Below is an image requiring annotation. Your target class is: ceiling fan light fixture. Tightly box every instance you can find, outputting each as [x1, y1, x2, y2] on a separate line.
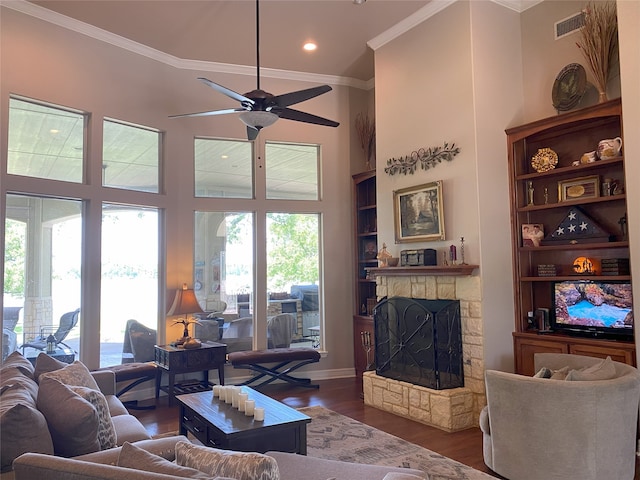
[239, 110, 279, 129]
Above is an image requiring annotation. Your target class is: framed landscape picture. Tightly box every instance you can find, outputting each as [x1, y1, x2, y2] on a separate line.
[393, 181, 445, 243]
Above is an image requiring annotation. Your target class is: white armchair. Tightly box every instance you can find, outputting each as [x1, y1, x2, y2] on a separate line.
[481, 353, 640, 480]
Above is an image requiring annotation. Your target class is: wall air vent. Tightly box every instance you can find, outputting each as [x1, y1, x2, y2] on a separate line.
[555, 12, 585, 40]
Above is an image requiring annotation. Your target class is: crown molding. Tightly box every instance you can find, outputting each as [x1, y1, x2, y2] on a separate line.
[2, 0, 540, 90]
[1, 0, 373, 90]
[491, 0, 543, 13]
[367, 0, 457, 51]
[367, 0, 543, 51]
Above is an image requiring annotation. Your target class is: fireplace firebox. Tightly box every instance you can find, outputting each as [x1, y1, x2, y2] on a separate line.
[373, 296, 463, 390]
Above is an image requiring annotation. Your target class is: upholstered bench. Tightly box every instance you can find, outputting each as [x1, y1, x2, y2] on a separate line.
[228, 347, 320, 388]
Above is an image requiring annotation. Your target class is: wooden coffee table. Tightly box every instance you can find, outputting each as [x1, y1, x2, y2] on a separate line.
[177, 387, 311, 454]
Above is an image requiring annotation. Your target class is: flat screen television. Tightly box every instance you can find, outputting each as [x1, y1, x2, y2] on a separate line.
[552, 280, 634, 340]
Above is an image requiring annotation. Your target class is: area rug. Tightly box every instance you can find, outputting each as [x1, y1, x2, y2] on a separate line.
[299, 406, 496, 480]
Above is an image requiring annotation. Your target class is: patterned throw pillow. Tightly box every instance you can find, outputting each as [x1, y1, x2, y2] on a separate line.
[39, 361, 100, 391]
[175, 440, 280, 480]
[69, 385, 117, 450]
[117, 442, 213, 478]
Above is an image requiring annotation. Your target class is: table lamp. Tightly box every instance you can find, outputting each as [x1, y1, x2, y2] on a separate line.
[167, 283, 204, 345]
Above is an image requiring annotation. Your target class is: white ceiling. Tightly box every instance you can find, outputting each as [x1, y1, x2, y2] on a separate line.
[27, 0, 434, 82]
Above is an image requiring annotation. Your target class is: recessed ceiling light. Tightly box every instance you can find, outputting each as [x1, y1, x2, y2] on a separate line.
[50, 129, 59, 134]
[303, 42, 317, 52]
[353, 0, 366, 4]
[221, 154, 229, 159]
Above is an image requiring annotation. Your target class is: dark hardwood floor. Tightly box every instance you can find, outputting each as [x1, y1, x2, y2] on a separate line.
[131, 377, 499, 477]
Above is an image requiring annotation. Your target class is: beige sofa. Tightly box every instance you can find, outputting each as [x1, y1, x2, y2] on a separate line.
[481, 353, 640, 480]
[12, 435, 425, 480]
[0, 352, 151, 475]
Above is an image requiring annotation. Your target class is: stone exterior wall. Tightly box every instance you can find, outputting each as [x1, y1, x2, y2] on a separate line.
[369, 274, 485, 428]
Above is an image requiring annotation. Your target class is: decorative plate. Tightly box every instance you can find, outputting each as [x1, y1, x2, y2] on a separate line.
[531, 148, 558, 173]
[551, 63, 587, 111]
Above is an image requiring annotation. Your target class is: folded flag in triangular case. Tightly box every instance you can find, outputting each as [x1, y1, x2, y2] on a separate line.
[543, 207, 611, 244]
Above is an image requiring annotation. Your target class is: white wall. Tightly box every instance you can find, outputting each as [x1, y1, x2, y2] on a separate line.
[469, 1, 523, 372]
[617, 0, 640, 362]
[0, 7, 362, 374]
[520, 0, 622, 122]
[374, 1, 520, 371]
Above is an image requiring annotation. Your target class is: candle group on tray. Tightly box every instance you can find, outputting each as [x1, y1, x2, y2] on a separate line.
[211, 385, 264, 421]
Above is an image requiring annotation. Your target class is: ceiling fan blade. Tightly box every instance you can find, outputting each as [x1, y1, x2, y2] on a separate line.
[277, 107, 340, 127]
[247, 126, 260, 141]
[273, 85, 332, 108]
[169, 108, 246, 119]
[198, 77, 254, 105]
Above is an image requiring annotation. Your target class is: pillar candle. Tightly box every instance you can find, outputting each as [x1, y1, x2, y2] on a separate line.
[254, 407, 265, 421]
[449, 245, 457, 261]
[231, 386, 242, 408]
[237, 392, 248, 412]
[244, 399, 255, 416]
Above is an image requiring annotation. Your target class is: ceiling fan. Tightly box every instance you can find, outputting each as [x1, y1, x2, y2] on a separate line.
[170, 0, 339, 141]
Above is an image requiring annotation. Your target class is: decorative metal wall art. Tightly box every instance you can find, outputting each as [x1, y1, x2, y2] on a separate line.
[384, 142, 460, 176]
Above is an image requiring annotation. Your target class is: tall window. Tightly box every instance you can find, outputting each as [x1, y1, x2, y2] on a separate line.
[3, 194, 82, 362]
[266, 213, 321, 348]
[4, 96, 162, 367]
[193, 139, 323, 353]
[100, 206, 159, 367]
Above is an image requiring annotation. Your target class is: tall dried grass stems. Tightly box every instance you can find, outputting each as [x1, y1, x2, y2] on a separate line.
[355, 112, 375, 169]
[576, 1, 618, 102]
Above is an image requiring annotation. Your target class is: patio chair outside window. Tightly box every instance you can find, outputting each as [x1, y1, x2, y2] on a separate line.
[21, 308, 80, 353]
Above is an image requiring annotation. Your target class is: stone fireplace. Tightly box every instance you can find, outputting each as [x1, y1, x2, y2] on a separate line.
[363, 268, 485, 432]
[374, 296, 463, 390]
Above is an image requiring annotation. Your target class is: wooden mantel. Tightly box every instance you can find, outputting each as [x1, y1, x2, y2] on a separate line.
[366, 264, 479, 277]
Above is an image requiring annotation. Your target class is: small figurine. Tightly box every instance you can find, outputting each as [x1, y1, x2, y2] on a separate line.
[527, 181, 535, 206]
[376, 242, 392, 267]
[544, 187, 549, 205]
[619, 214, 628, 240]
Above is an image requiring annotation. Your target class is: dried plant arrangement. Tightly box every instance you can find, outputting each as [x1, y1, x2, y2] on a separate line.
[576, 1, 618, 102]
[355, 112, 375, 170]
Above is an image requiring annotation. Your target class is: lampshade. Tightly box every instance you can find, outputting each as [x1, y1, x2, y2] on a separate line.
[167, 284, 204, 316]
[239, 111, 278, 129]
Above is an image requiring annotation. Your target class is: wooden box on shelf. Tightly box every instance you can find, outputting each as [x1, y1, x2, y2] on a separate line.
[506, 99, 635, 373]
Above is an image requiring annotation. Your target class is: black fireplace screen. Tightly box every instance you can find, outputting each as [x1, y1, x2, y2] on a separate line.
[373, 296, 463, 390]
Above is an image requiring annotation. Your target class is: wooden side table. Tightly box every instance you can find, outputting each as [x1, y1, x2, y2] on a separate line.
[154, 342, 226, 406]
[26, 347, 75, 366]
